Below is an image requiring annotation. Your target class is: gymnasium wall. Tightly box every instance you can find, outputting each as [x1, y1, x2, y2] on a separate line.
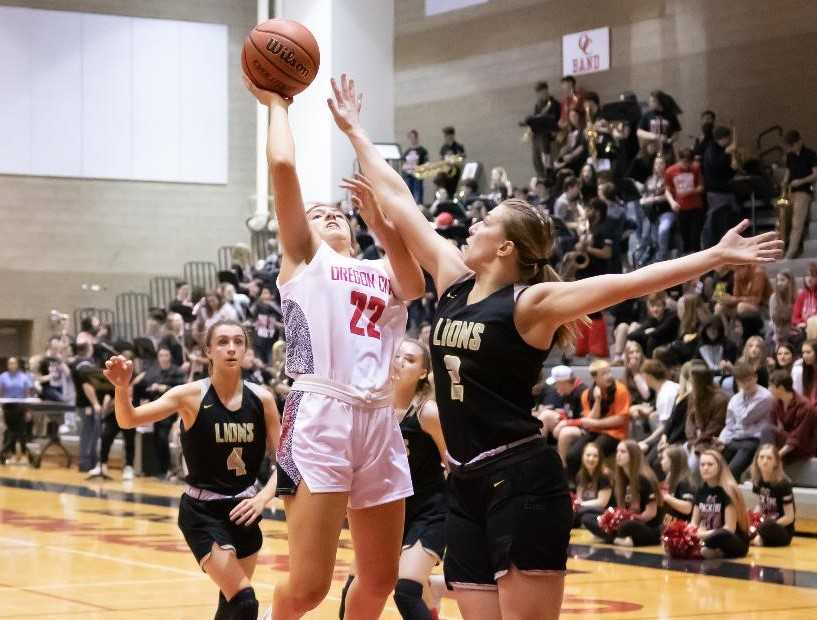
[0, 0, 259, 351]
[394, 0, 817, 189]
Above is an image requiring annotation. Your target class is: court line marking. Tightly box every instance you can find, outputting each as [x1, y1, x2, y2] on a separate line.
[0, 580, 113, 612]
[0, 576, 202, 592]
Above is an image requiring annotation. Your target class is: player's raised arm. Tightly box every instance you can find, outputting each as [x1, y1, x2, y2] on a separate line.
[243, 76, 320, 267]
[515, 221, 783, 349]
[328, 74, 470, 297]
[340, 173, 425, 301]
[103, 355, 194, 429]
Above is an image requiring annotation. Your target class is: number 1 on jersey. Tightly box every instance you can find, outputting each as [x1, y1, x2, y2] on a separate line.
[444, 354, 464, 402]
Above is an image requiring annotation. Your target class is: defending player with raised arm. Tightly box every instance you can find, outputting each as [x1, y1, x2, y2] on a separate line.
[104, 320, 280, 620]
[243, 75, 425, 620]
[329, 73, 781, 620]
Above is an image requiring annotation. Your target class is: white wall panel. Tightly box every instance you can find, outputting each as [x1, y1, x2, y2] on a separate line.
[178, 21, 228, 184]
[30, 10, 83, 177]
[0, 6, 228, 184]
[132, 17, 180, 181]
[0, 7, 32, 174]
[81, 13, 132, 179]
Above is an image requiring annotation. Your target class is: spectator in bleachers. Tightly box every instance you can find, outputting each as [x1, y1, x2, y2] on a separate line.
[738, 336, 770, 389]
[219, 282, 250, 322]
[487, 166, 513, 203]
[702, 126, 739, 248]
[750, 444, 795, 547]
[534, 365, 585, 440]
[718, 360, 775, 480]
[71, 342, 108, 472]
[766, 370, 817, 462]
[554, 108, 587, 176]
[250, 285, 282, 365]
[636, 360, 680, 458]
[35, 336, 72, 403]
[185, 344, 208, 383]
[439, 126, 465, 196]
[573, 442, 612, 527]
[640, 154, 672, 263]
[773, 342, 795, 376]
[401, 129, 428, 205]
[522, 81, 560, 179]
[241, 349, 272, 386]
[553, 177, 581, 225]
[694, 315, 738, 379]
[230, 243, 255, 287]
[578, 164, 598, 204]
[770, 270, 798, 346]
[627, 291, 680, 358]
[665, 147, 705, 254]
[627, 141, 659, 185]
[792, 262, 817, 340]
[692, 110, 716, 160]
[193, 290, 236, 343]
[528, 176, 551, 209]
[622, 340, 652, 409]
[648, 361, 694, 474]
[638, 91, 682, 161]
[76, 316, 100, 348]
[685, 361, 728, 473]
[134, 347, 186, 480]
[0, 357, 35, 465]
[667, 293, 711, 366]
[158, 312, 186, 368]
[564, 360, 630, 478]
[558, 75, 584, 128]
[782, 130, 817, 259]
[169, 281, 195, 324]
[792, 339, 817, 407]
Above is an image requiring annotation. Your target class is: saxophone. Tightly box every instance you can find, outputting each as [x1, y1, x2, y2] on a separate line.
[584, 101, 598, 163]
[413, 155, 464, 180]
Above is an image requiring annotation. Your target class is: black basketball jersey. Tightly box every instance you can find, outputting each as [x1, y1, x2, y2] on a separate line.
[399, 397, 445, 494]
[181, 379, 268, 495]
[429, 278, 549, 465]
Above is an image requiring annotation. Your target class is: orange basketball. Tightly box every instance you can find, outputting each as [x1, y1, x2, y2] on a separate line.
[242, 18, 320, 98]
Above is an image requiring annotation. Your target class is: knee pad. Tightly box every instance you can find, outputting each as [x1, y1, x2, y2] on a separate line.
[339, 574, 354, 619]
[226, 587, 258, 620]
[393, 578, 432, 620]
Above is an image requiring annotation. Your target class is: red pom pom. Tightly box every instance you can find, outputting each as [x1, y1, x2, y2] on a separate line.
[570, 492, 582, 512]
[662, 519, 702, 559]
[597, 507, 636, 536]
[747, 510, 764, 536]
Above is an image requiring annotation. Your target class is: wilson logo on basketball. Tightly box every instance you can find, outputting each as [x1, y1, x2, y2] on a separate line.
[265, 38, 311, 79]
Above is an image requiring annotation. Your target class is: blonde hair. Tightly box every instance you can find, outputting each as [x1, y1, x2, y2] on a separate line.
[700, 449, 749, 533]
[499, 199, 589, 350]
[750, 443, 788, 486]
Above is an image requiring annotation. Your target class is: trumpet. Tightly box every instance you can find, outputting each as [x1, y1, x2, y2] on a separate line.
[413, 155, 464, 180]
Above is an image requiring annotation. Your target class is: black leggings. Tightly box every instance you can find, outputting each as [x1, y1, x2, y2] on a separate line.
[1, 405, 30, 459]
[100, 414, 135, 466]
[705, 529, 749, 558]
[582, 512, 661, 546]
[757, 521, 793, 547]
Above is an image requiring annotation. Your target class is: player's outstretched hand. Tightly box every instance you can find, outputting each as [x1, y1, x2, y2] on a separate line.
[103, 355, 133, 388]
[340, 173, 390, 232]
[715, 220, 783, 265]
[229, 494, 267, 526]
[327, 73, 363, 134]
[242, 75, 291, 109]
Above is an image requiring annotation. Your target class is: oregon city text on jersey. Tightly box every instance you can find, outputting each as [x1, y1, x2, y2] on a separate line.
[431, 317, 485, 351]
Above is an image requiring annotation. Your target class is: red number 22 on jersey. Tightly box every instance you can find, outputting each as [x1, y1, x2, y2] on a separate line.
[350, 291, 385, 339]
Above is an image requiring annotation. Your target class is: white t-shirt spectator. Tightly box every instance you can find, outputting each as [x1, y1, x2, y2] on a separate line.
[655, 380, 680, 424]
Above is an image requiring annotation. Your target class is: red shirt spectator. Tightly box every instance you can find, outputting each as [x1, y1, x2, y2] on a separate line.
[792, 263, 817, 328]
[665, 159, 704, 211]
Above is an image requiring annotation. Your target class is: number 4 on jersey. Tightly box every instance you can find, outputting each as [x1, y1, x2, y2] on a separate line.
[227, 447, 246, 476]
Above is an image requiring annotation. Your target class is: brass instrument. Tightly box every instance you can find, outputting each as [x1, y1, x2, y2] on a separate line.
[584, 102, 598, 163]
[413, 155, 464, 180]
[775, 184, 792, 244]
[729, 121, 745, 172]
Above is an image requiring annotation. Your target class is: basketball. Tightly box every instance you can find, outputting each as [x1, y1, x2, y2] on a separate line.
[242, 18, 320, 98]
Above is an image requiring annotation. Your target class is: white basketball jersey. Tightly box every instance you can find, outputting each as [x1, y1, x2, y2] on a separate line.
[278, 242, 408, 393]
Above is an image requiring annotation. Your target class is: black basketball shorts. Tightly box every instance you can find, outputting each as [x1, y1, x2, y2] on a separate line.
[177, 493, 263, 569]
[403, 484, 448, 562]
[444, 441, 572, 590]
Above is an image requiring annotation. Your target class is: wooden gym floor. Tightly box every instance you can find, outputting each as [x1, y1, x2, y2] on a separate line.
[4, 464, 817, 618]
